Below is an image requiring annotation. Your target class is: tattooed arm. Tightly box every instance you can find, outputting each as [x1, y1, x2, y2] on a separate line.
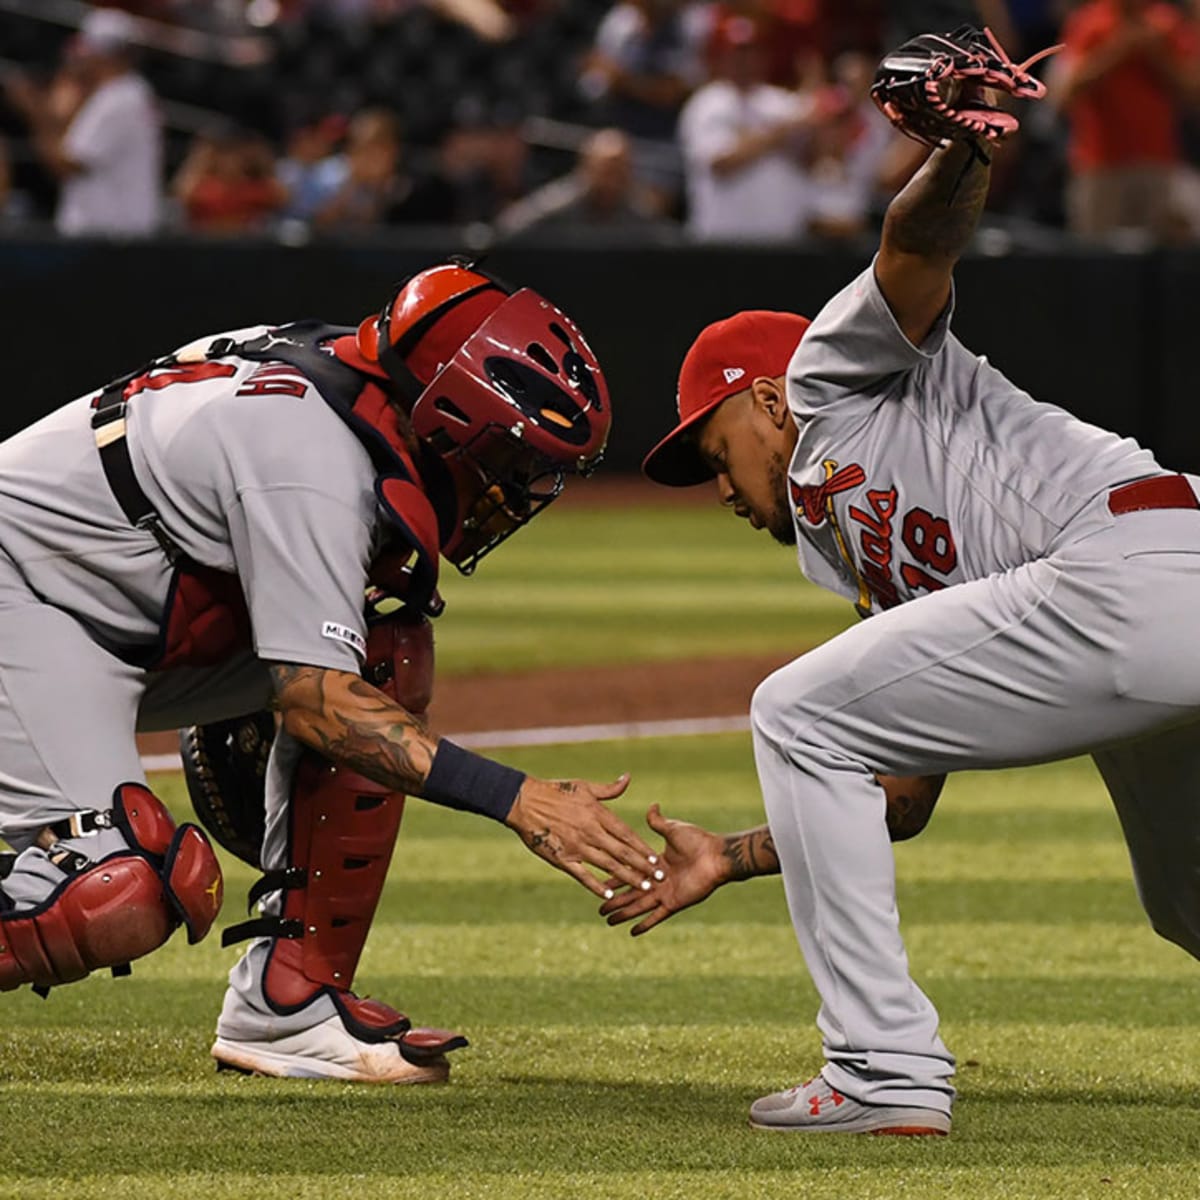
[269, 662, 656, 896]
[875, 139, 991, 347]
[599, 774, 945, 934]
[270, 662, 436, 792]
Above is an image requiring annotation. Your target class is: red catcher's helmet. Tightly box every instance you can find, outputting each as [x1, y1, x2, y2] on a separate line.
[357, 260, 610, 573]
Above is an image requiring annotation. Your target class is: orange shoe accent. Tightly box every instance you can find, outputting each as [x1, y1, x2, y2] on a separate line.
[808, 1087, 847, 1116]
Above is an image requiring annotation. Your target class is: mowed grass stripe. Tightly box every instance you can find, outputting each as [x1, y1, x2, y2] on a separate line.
[432, 502, 852, 671]
[5, 1021, 1198, 1090]
[9, 916, 1185, 997]
[300, 830, 1136, 881]
[5, 1168, 1200, 1200]
[204, 876, 1150, 925]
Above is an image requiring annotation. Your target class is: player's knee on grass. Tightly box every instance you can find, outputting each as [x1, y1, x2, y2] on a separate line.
[0, 784, 223, 993]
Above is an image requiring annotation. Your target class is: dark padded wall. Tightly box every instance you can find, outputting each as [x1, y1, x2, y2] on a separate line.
[0, 236, 1191, 471]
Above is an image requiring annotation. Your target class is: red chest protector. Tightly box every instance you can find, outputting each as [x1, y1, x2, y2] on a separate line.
[92, 323, 443, 672]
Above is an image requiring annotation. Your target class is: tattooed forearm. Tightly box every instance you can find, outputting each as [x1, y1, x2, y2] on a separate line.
[269, 662, 436, 795]
[720, 826, 780, 882]
[883, 141, 990, 263]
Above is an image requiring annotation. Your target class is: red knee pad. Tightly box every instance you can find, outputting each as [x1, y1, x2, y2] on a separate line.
[0, 784, 223, 992]
[113, 783, 224, 943]
[0, 855, 172, 991]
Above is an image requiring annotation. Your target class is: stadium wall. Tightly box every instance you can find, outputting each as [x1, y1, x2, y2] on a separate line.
[0, 236, 1193, 472]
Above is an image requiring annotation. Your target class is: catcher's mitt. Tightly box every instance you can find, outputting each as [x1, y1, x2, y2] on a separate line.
[870, 26, 1061, 154]
[180, 711, 275, 869]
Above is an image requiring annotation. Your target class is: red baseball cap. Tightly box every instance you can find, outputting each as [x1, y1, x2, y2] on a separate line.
[642, 309, 811, 486]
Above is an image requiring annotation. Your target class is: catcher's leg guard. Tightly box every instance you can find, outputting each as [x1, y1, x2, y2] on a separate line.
[0, 784, 223, 994]
[214, 614, 466, 1082]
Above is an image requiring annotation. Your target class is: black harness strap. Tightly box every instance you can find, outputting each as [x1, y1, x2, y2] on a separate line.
[91, 377, 185, 566]
[247, 866, 305, 911]
[219, 866, 307, 948]
[221, 916, 303, 948]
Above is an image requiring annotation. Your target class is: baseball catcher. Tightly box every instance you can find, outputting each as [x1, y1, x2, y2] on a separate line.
[0, 259, 658, 1084]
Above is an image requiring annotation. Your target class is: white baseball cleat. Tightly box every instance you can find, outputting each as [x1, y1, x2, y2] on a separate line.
[749, 1074, 951, 1135]
[212, 1013, 452, 1085]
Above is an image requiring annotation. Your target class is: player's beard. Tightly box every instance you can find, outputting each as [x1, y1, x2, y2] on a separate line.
[765, 452, 796, 546]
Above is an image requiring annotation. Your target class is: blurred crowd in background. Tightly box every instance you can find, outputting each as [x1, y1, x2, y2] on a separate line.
[1, 0, 1199, 245]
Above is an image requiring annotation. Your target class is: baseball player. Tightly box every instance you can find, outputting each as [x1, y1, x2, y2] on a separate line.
[0, 259, 659, 1084]
[622, 28, 1200, 1135]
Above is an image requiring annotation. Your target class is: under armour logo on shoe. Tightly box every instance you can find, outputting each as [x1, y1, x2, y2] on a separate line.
[722, 367, 745, 385]
[809, 1087, 846, 1117]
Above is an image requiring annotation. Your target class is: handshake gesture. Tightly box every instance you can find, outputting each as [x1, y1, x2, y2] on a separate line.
[575, 774, 944, 935]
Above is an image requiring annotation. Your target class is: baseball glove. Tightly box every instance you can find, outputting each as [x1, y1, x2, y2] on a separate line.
[180, 711, 275, 869]
[870, 26, 1061, 153]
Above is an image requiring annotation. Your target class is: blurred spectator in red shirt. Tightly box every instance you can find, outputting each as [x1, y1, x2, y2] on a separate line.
[1057, 0, 1200, 240]
[173, 127, 286, 233]
[702, 0, 827, 89]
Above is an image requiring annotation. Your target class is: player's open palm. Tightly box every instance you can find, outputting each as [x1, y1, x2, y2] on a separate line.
[505, 773, 659, 898]
[600, 804, 727, 935]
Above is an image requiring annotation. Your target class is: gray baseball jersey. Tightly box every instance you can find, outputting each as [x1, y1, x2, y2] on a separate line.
[785, 263, 1159, 613]
[0, 328, 387, 853]
[749, 263, 1200, 1116]
[0, 327, 376, 671]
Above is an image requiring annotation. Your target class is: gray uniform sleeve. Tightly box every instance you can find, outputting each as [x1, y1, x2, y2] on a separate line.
[226, 485, 373, 671]
[788, 259, 955, 419]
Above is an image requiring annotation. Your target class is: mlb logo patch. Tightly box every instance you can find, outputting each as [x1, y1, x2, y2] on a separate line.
[321, 620, 366, 656]
[723, 367, 745, 385]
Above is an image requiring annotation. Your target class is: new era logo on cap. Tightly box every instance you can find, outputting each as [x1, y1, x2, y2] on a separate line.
[644, 308, 812, 487]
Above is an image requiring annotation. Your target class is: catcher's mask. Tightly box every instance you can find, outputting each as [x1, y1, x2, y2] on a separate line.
[356, 260, 610, 573]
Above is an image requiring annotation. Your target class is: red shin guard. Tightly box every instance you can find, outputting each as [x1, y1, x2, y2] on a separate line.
[255, 614, 466, 1061]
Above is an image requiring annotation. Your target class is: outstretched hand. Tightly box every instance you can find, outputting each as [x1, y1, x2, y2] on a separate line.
[599, 804, 731, 935]
[505, 773, 660, 899]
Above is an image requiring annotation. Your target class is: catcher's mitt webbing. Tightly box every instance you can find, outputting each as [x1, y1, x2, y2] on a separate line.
[180, 712, 275, 869]
[870, 26, 1062, 153]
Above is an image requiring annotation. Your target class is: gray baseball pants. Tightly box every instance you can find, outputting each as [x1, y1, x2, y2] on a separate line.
[751, 500, 1200, 1114]
[0, 551, 270, 906]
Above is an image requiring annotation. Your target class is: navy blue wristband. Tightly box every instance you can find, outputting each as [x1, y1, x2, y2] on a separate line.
[422, 739, 525, 823]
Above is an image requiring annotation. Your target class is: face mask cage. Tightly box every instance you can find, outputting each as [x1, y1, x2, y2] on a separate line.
[443, 423, 602, 575]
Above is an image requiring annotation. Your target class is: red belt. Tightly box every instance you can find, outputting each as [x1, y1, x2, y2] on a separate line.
[1108, 475, 1199, 516]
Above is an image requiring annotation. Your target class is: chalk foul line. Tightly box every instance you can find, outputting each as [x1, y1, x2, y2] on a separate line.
[139, 713, 751, 773]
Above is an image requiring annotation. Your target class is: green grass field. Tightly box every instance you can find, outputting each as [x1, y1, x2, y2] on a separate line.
[3, 499, 1199, 1199]
[4, 748, 1198, 1199]
[432, 496, 855, 673]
